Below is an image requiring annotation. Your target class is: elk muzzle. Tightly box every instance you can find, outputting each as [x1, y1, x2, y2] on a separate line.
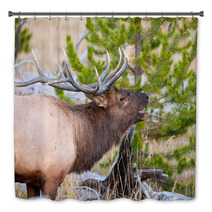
[138, 92, 149, 121]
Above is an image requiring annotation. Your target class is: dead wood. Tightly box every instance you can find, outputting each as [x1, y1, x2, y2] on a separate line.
[77, 125, 192, 201]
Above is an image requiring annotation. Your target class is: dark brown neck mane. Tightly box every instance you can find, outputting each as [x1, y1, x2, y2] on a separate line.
[68, 102, 133, 173]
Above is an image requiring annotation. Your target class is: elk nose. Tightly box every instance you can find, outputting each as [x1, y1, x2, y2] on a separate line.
[145, 94, 149, 101]
[141, 92, 149, 102]
[142, 92, 149, 102]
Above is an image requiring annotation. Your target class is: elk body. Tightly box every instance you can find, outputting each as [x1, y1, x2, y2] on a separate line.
[14, 49, 149, 200]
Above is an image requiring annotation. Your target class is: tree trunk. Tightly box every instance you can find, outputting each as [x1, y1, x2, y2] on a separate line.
[134, 17, 142, 82]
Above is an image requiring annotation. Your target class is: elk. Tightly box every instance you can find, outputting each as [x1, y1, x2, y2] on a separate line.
[14, 48, 149, 200]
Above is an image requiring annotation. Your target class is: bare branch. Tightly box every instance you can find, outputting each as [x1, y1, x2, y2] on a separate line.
[128, 63, 137, 74]
[74, 29, 89, 51]
[70, 186, 100, 200]
[14, 60, 36, 68]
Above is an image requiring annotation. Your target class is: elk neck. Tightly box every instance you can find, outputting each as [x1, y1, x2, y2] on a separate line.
[67, 101, 133, 173]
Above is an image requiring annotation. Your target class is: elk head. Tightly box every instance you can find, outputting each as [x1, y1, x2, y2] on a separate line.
[86, 87, 149, 126]
[47, 48, 147, 122]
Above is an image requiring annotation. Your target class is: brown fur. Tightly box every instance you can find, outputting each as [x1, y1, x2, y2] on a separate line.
[14, 87, 149, 199]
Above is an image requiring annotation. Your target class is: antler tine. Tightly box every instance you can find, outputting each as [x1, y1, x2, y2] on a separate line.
[99, 50, 110, 82]
[15, 48, 128, 95]
[93, 66, 100, 91]
[56, 62, 65, 79]
[46, 60, 69, 85]
[64, 49, 101, 94]
[103, 48, 122, 84]
[15, 49, 78, 91]
[31, 49, 45, 77]
[87, 48, 121, 88]
[105, 49, 128, 86]
[96, 48, 128, 95]
[47, 48, 100, 94]
[15, 49, 50, 87]
[15, 77, 44, 87]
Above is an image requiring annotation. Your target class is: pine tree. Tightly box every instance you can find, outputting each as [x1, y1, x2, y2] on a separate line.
[62, 17, 197, 197]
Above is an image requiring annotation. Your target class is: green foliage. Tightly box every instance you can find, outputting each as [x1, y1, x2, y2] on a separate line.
[166, 135, 196, 160]
[158, 179, 195, 197]
[177, 156, 195, 174]
[140, 135, 196, 175]
[98, 150, 118, 169]
[66, 35, 106, 85]
[54, 87, 76, 105]
[132, 132, 142, 153]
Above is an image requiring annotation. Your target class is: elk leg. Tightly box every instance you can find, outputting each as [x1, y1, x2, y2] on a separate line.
[42, 179, 58, 200]
[26, 183, 40, 198]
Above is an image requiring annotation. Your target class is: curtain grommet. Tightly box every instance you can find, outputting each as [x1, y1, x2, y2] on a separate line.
[34, 12, 36, 21]
[65, 12, 68, 21]
[128, 11, 130, 21]
[191, 11, 194, 20]
[111, 11, 114, 22]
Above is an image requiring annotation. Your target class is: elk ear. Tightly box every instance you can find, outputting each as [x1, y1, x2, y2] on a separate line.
[112, 86, 118, 92]
[85, 94, 109, 108]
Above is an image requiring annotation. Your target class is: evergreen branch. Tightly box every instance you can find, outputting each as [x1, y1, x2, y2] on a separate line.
[128, 63, 137, 74]
[148, 115, 166, 121]
[148, 53, 196, 107]
[168, 19, 198, 52]
[171, 40, 192, 52]
[139, 153, 195, 176]
[152, 48, 166, 76]
[148, 93, 167, 106]
[167, 19, 179, 37]
[140, 145, 195, 159]
[144, 92, 194, 134]
[168, 34, 182, 52]
[140, 19, 165, 41]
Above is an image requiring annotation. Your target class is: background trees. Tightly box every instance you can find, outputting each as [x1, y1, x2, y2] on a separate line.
[64, 17, 197, 197]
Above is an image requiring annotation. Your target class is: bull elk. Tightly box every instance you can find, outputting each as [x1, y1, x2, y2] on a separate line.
[14, 48, 149, 200]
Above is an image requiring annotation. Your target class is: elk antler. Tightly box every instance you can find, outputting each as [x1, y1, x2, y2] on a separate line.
[86, 48, 122, 88]
[15, 49, 100, 94]
[46, 49, 100, 94]
[15, 49, 53, 87]
[15, 48, 128, 95]
[96, 48, 128, 94]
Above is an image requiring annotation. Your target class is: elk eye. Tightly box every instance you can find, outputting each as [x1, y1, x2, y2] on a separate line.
[120, 97, 125, 102]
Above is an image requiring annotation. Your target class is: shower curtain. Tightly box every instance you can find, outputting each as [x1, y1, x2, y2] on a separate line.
[14, 17, 197, 201]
